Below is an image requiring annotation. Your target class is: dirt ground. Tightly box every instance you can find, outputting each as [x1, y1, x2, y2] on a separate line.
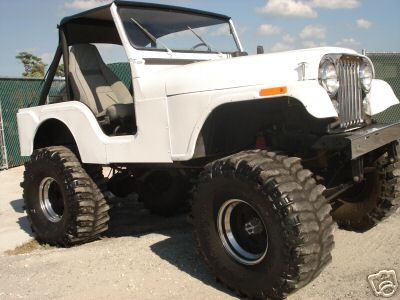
[0, 166, 399, 299]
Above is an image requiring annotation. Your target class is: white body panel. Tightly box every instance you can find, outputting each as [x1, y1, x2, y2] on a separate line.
[18, 100, 172, 164]
[167, 81, 336, 161]
[365, 79, 400, 115]
[17, 4, 400, 164]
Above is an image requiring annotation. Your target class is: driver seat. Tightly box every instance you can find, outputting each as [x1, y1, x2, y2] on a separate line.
[69, 44, 136, 135]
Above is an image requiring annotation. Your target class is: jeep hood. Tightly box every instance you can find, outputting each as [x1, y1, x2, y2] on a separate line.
[144, 47, 358, 97]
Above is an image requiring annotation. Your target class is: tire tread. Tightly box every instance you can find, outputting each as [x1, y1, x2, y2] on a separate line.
[23, 146, 110, 246]
[192, 150, 335, 299]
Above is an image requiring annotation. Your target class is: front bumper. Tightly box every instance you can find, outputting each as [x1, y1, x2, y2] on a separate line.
[314, 122, 400, 159]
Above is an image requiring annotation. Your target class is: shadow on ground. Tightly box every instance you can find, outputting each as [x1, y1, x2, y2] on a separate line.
[105, 195, 190, 237]
[8, 194, 236, 297]
[10, 198, 24, 213]
[105, 195, 236, 298]
[10, 198, 33, 237]
[150, 231, 237, 298]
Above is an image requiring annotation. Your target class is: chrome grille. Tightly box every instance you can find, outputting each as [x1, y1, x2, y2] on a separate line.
[337, 57, 364, 128]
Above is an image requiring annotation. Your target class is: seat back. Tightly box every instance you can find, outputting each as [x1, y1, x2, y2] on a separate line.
[69, 44, 132, 115]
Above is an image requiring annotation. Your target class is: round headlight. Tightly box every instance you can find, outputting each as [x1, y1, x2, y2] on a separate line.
[319, 61, 339, 97]
[359, 62, 373, 93]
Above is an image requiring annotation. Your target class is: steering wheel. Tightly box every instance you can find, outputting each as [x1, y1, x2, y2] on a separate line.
[191, 42, 211, 51]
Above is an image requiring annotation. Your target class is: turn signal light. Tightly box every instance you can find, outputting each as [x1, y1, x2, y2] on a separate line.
[259, 86, 287, 97]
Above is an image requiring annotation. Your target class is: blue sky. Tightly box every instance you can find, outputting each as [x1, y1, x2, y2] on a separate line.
[0, 0, 399, 77]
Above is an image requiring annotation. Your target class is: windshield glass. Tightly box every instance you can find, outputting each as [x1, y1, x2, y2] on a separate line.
[118, 7, 239, 53]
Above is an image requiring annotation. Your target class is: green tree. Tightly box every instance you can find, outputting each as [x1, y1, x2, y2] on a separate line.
[56, 64, 65, 77]
[16, 51, 47, 78]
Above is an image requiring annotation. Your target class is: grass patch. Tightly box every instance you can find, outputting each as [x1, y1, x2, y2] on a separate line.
[5, 240, 53, 255]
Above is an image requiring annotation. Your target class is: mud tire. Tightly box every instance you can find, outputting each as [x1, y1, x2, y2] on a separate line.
[192, 150, 335, 299]
[22, 146, 110, 246]
[332, 148, 400, 231]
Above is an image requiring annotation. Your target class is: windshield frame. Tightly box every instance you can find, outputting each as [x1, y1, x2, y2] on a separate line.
[117, 5, 242, 54]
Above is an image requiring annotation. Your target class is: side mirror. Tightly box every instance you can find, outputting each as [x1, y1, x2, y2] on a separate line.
[257, 46, 264, 55]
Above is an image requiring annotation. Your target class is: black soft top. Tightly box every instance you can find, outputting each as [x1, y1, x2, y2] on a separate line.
[59, 1, 230, 45]
[60, 1, 230, 26]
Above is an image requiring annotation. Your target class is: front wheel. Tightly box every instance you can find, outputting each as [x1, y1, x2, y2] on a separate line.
[331, 146, 400, 231]
[192, 150, 335, 299]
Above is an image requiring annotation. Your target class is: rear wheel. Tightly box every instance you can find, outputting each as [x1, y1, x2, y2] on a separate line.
[192, 150, 335, 299]
[22, 146, 110, 246]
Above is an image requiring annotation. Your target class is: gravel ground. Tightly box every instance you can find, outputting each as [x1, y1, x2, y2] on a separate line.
[0, 166, 399, 299]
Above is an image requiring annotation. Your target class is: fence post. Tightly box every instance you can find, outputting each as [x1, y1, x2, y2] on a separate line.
[0, 100, 8, 170]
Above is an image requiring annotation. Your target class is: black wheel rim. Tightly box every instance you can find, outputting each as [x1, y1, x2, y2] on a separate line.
[217, 199, 268, 265]
[39, 177, 64, 223]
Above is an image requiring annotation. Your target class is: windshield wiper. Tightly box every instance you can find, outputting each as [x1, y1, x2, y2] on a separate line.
[130, 18, 172, 54]
[187, 26, 212, 52]
[187, 26, 222, 55]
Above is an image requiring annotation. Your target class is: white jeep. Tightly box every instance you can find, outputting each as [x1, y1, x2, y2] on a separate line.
[17, 1, 400, 299]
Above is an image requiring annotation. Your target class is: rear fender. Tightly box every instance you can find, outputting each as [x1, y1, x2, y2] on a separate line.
[18, 101, 107, 163]
[18, 99, 173, 164]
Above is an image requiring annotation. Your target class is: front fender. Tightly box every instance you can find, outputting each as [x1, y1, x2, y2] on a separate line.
[366, 79, 399, 115]
[169, 80, 337, 161]
[287, 80, 338, 118]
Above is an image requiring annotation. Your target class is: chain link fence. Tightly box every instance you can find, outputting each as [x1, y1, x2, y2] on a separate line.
[0, 100, 8, 169]
[0, 78, 66, 169]
[0, 63, 131, 169]
[366, 51, 400, 123]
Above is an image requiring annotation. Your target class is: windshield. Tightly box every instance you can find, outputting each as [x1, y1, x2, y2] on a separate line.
[118, 7, 240, 53]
